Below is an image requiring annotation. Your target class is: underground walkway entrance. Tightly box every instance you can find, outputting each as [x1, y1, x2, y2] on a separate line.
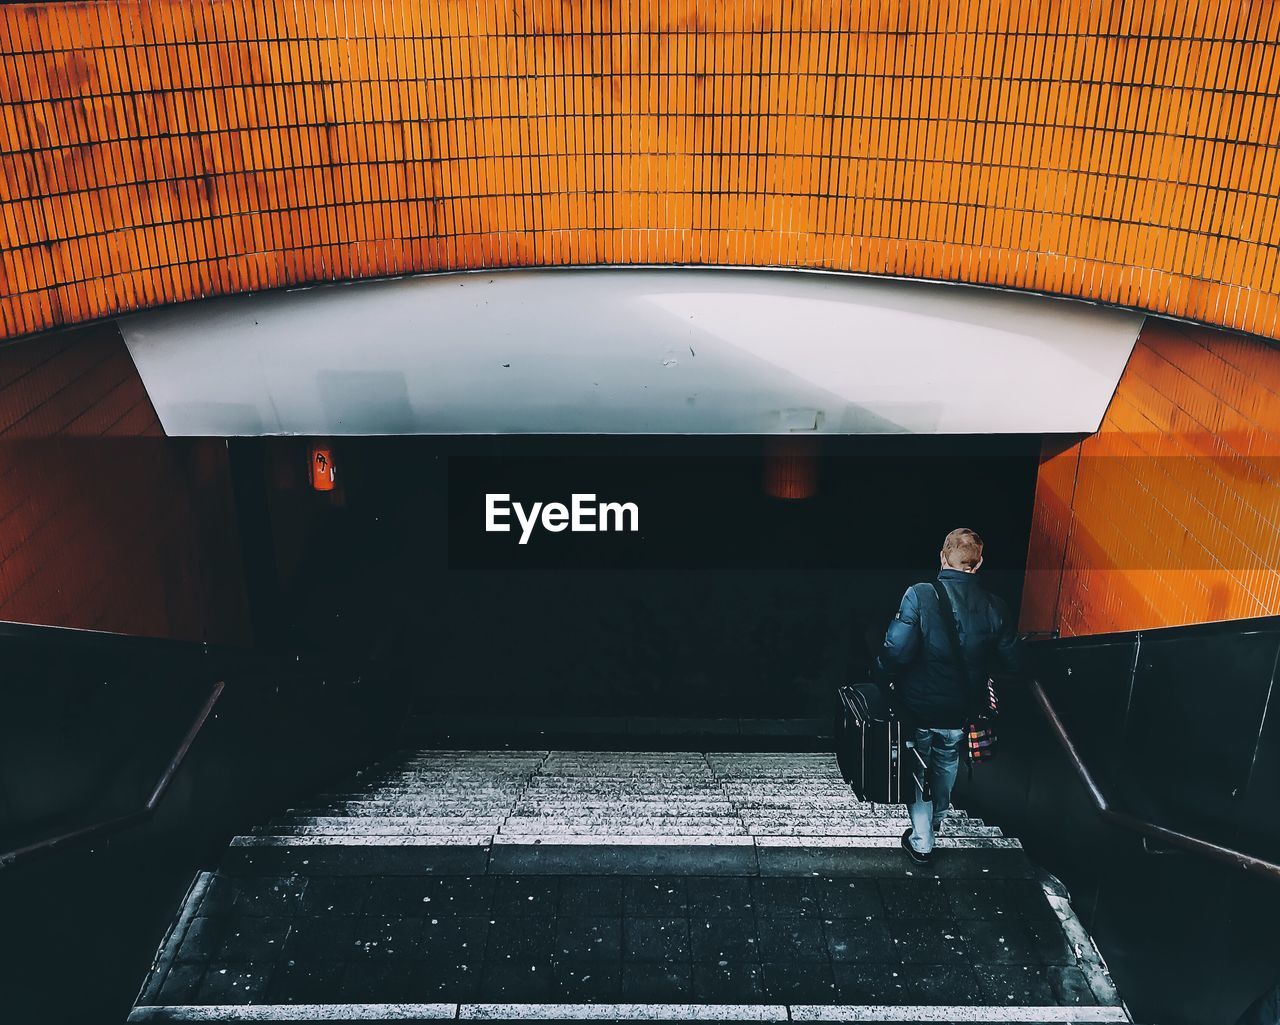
[116, 434, 1135, 1022]
[229, 434, 1040, 729]
[11, 280, 1280, 1024]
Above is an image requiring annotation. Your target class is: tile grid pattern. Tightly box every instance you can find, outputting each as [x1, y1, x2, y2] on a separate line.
[2, 2, 1279, 342]
[141, 866, 1109, 1009]
[1020, 317, 1280, 635]
[0, 323, 251, 639]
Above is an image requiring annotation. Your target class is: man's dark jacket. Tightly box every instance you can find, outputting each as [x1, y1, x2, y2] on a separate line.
[874, 568, 1023, 728]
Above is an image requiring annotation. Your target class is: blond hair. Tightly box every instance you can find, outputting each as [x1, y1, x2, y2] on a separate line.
[942, 527, 984, 569]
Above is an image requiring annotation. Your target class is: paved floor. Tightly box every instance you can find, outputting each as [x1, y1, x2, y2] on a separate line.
[130, 751, 1129, 1023]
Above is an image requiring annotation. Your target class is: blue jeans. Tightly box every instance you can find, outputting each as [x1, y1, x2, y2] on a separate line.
[907, 727, 965, 855]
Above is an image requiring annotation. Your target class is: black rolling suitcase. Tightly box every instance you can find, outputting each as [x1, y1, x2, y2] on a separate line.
[835, 682, 924, 804]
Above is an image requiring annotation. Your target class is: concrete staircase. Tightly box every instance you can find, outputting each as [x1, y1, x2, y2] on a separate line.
[132, 749, 1129, 1023]
[237, 750, 1014, 849]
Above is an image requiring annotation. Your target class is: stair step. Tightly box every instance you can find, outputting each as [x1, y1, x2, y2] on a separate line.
[526, 777, 721, 785]
[294, 799, 520, 809]
[134, 749, 1124, 1022]
[259, 824, 500, 836]
[509, 810, 737, 819]
[747, 823, 1001, 836]
[516, 793, 726, 801]
[128, 1002, 1128, 1022]
[277, 815, 512, 827]
[499, 823, 749, 835]
[272, 815, 510, 826]
[304, 796, 521, 807]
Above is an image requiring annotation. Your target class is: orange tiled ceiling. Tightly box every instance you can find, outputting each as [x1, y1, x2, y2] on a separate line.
[1, 1, 1279, 342]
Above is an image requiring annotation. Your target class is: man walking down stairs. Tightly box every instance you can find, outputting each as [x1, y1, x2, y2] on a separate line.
[130, 750, 1130, 1023]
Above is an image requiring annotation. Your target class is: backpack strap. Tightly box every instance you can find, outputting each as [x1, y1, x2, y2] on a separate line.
[929, 579, 967, 674]
[930, 579, 988, 723]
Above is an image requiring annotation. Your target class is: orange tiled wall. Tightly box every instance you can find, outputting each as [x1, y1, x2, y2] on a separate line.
[0, 326, 250, 641]
[2, 2, 1279, 342]
[1021, 318, 1280, 637]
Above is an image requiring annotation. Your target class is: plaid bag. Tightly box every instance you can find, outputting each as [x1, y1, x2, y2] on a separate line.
[966, 678, 999, 763]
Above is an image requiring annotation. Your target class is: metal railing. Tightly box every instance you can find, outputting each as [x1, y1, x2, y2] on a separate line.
[1029, 677, 1280, 883]
[0, 681, 225, 870]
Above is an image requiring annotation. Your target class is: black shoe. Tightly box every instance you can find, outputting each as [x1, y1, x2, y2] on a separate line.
[901, 827, 931, 866]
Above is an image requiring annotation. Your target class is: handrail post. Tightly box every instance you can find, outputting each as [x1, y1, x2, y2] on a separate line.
[1028, 676, 1280, 883]
[0, 681, 225, 870]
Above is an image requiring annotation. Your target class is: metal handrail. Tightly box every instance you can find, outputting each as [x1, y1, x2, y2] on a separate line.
[0, 681, 225, 870]
[1030, 677, 1280, 882]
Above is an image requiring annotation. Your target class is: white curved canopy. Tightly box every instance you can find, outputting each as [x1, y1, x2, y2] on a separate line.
[120, 268, 1142, 435]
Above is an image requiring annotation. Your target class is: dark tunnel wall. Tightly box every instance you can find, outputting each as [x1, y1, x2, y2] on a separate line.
[958, 618, 1280, 1025]
[0, 624, 414, 1025]
[239, 435, 1041, 717]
